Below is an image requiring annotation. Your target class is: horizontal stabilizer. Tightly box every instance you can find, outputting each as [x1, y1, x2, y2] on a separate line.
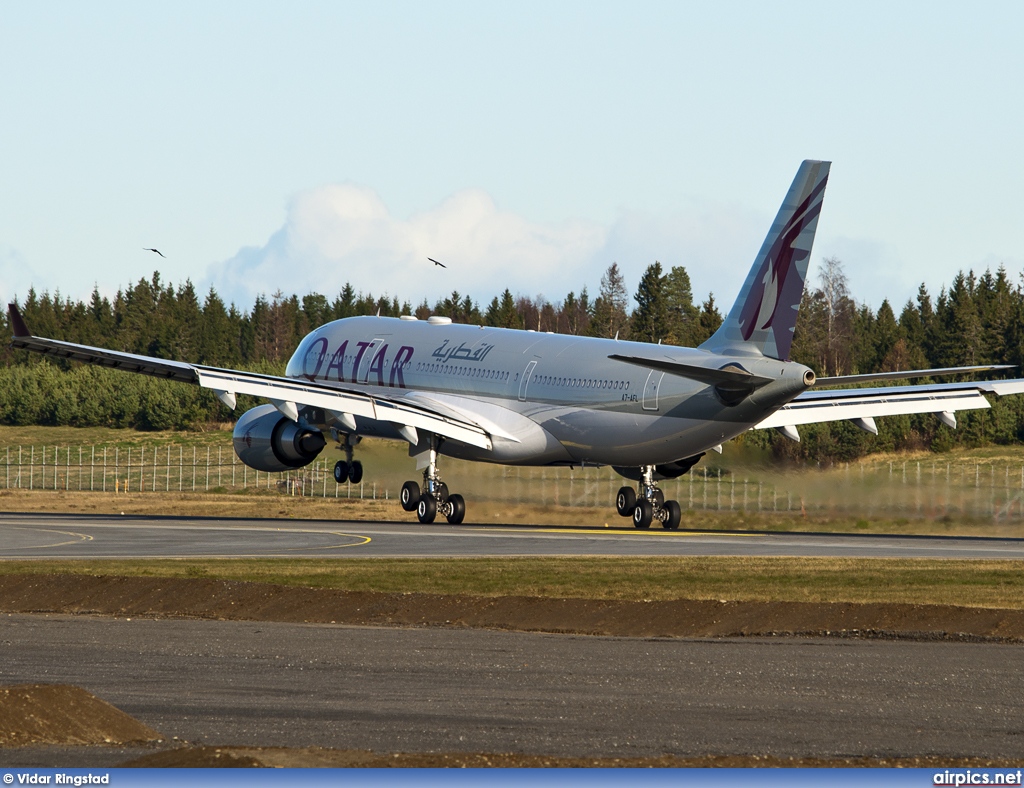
[608, 354, 774, 389]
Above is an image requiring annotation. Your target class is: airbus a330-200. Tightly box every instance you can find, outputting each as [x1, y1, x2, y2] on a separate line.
[11, 161, 1024, 528]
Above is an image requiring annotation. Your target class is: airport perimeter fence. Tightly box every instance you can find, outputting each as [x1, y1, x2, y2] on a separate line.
[4, 443, 1024, 521]
[0, 444, 388, 501]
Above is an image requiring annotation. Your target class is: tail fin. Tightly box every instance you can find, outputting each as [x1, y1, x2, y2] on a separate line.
[700, 160, 830, 360]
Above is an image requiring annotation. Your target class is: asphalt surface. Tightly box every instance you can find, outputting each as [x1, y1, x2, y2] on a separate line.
[2, 512, 1024, 559]
[1, 614, 1022, 764]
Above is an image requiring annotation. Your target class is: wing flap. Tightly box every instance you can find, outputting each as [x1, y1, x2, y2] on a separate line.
[755, 381, 1009, 429]
[815, 364, 1015, 386]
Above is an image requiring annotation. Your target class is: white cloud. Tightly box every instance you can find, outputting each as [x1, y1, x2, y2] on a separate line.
[209, 184, 608, 308]
[207, 183, 771, 312]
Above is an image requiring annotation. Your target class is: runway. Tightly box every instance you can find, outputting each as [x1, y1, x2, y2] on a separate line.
[0, 614, 1021, 763]
[2, 512, 1024, 559]
[3, 515, 1023, 766]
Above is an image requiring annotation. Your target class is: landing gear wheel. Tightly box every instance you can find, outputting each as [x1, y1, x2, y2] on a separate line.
[417, 494, 437, 524]
[400, 481, 420, 512]
[662, 500, 681, 530]
[446, 493, 466, 525]
[616, 486, 636, 517]
[348, 460, 363, 484]
[333, 461, 349, 484]
[633, 500, 653, 529]
[434, 482, 449, 504]
[652, 489, 665, 508]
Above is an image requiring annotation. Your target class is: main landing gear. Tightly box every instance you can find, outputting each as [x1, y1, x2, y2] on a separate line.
[616, 465, 682, 530]
[333, 434, 363, 484]
[399, 435, 466, 525]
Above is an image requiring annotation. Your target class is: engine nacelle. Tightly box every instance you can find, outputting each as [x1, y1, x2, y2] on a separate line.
[232, 404, 327, 472]
[613, 453, 705, 482]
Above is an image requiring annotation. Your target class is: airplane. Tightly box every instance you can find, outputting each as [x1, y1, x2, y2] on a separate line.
[10, 160, 1024, 528]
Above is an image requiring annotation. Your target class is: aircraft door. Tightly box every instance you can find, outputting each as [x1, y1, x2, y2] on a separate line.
[518, 360, 538, 401]
[642, 370, 664, 411]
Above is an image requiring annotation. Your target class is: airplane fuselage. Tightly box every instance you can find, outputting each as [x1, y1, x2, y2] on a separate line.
[284, 315, 813, 468]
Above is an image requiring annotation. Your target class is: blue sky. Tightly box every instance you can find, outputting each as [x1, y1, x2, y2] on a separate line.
[2, 1, 1022, 316]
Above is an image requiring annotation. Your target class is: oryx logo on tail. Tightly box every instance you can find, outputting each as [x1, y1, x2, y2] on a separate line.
[702, 160, 830, 361]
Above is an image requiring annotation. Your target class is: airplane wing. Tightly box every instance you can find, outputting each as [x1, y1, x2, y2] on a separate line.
[8, 305, 492, 450]
[755, 378, 1024, 434]
[814, 365, 1014, 386]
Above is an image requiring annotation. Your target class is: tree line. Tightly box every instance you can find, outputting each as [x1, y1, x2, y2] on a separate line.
[3, 260, 1024, 462]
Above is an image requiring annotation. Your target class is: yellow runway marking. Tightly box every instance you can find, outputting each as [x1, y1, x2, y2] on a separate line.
[3, 523, 370, 552]
[277, 531, 372, 551]
[525, 528, 756, 537]
[5, 526, 94, 550]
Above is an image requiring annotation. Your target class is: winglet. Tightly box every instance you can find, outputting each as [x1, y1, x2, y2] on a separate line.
[8, 304, 30, 338]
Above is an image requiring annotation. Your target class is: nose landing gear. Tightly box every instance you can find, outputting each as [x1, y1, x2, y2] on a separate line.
[400, 434, 466, 525]
[616, 465, 682, 530]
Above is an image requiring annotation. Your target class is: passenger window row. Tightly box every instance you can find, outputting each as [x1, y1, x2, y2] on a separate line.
[415, 362, 510, 381]
[534, 375, 629, 391]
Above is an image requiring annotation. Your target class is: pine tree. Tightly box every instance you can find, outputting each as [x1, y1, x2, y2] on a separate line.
[485, 289, 522, 329]
[631, 262, 668, 343]
[589, 263, 630, 339]
[872, 299, 900, 371]
[696, 294, 723, 343]
[662, 265, 700, 346]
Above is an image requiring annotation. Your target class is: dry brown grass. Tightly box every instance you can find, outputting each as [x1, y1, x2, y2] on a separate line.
[3, 556, 1024, 608]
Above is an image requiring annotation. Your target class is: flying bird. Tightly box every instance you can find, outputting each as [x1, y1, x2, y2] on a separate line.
[428, 257, 446, 268]
[143, 248, 166, 258]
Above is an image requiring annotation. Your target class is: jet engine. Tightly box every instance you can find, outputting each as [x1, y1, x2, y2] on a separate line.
[613, 453, 705, 482]
[232, 404, 327, 472]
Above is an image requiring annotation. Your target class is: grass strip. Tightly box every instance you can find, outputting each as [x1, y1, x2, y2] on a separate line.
[1, 557, 1022, 609]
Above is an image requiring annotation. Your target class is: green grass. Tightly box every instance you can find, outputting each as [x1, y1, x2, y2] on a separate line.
[0, 424, 235, 450]
[2, 557, 1023, 609]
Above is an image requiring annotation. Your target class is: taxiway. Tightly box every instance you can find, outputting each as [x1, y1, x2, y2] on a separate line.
[0, 512, 1023, 559]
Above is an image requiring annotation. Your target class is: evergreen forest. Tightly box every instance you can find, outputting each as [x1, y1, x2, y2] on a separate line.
[4, 258, 1024, 464]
